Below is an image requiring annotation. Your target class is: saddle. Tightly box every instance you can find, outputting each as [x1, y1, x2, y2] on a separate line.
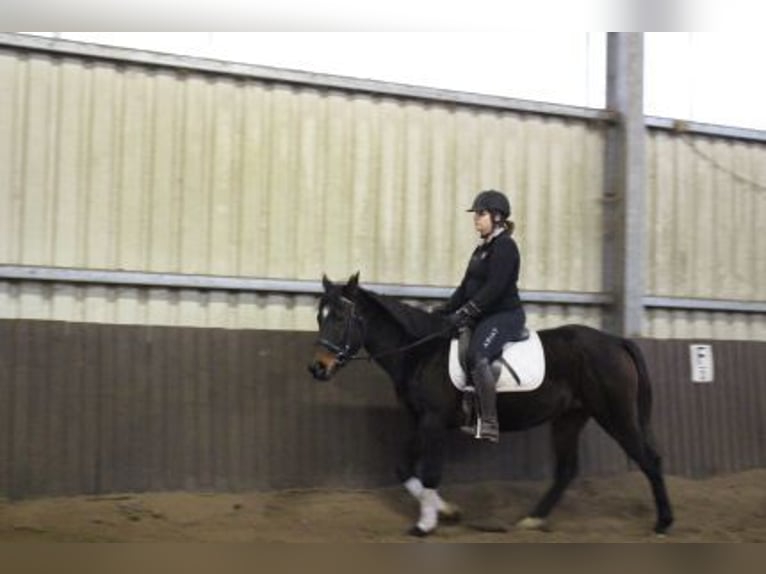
[449, 327, 545, 433]
[448, 328, 545, 393]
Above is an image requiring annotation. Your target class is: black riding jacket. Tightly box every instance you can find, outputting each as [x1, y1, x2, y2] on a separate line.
[444, 232, 522, 319]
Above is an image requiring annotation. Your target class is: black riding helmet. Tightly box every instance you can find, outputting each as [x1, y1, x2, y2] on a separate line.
[467, 189, 511, 220]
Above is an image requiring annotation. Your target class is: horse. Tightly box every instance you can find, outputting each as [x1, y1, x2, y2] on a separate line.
[307, 273, 674, 537]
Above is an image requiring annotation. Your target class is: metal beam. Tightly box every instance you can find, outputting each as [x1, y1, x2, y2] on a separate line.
[0, 265, 609, 306]
[643, 296, 766, 314]
[646, 116, 766, 144]
[4, 265, 764, 313]
[603, 33, 646, 337]
[0, 33, 612, 123]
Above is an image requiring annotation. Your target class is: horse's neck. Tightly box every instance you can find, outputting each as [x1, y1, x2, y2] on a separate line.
[358, 291, 418, 380]
[359, 301, 408, 356]
[359, 292, 454, 404]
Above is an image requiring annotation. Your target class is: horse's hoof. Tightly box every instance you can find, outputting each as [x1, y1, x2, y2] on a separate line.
[438, 505, 462, 525]
[653, 518, 673, 537]
[516, 516, 548, 531]
[408, 525, 432, 538]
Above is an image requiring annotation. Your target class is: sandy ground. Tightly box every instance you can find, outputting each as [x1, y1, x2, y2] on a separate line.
[1, 470, 764, 542]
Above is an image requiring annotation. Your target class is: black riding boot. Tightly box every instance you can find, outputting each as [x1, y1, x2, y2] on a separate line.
[470, 357, 500, 443]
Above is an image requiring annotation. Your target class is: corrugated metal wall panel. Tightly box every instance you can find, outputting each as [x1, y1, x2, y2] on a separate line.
[646, 309, 766, 341]
[525, 303, 604, 330]
[518, 118, 606, 294]
[646, 130, 766, 302]
[643, 130, 766, 340]
[2, 46, 763, 340]
[0, 51, 605, 326]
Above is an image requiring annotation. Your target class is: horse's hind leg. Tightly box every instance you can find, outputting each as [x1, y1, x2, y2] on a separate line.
[641, 441, 674, 534]
[597, 420, 674, 535]
[519, 409, 590, 530]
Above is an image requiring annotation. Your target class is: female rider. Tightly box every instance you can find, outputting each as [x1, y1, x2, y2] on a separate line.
[437, 189, 526, 443]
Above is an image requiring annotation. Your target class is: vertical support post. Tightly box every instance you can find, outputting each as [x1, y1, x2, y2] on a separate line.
[603, 33, 646, 337]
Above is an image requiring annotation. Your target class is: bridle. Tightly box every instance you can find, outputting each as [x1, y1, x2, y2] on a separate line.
[316, 296, 452, 365]
[316, 296, 367, 366]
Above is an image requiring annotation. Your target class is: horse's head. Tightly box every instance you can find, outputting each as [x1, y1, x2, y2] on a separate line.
[308, 272, 366, 381]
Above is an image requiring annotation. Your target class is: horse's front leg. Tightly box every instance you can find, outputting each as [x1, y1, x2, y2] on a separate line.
[402, 477, 462, 526]
[402, 413, 460, 537]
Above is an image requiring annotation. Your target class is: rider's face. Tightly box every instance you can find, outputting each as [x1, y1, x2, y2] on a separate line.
[473, 210, 493, 236]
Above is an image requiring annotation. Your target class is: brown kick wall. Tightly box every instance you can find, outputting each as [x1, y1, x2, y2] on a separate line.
[0, 319, 763, 499]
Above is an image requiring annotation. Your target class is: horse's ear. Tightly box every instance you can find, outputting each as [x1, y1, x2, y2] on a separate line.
[321, 274, 333, 292]
[346, 271, 360, 295]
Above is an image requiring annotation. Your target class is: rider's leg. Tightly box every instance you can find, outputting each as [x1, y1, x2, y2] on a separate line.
[471, 356, 499, 442]
[461, 308, 526, 443]
[462, 319, 501, 443]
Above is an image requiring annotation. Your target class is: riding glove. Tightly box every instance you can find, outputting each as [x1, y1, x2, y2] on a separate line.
[448, 301, 482, 330]
[431, 302, 451, 316]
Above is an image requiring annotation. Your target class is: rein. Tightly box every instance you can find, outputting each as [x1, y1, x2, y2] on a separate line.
[350, 327, 452, 362]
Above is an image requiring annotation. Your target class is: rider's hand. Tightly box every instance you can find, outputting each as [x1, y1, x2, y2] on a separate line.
[447, 301, 481, 331]
[431, 302, 451, 316]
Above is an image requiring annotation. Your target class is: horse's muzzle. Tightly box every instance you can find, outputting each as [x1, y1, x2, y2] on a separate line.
[308, 349, 339, 381]
[308, 360, 332, 381]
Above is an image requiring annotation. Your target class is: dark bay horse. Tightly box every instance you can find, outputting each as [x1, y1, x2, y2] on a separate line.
[308, 273, 674, 537]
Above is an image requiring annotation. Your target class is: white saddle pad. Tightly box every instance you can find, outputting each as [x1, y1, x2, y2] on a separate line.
[449, 330, 546, 393]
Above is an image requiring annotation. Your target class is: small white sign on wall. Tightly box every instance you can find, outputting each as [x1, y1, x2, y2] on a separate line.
[689, 344, 714, 383]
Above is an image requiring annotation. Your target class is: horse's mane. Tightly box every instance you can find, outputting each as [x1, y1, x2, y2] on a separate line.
[360, 287, 447, 340]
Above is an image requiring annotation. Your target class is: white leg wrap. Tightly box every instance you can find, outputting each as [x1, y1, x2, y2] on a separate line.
[417, 488, 440, 533]
[404, 478, 450, 513]
[404, 477, 424, 500]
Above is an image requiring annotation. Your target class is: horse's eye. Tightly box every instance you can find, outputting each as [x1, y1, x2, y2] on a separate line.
[320, 306, 331, 322]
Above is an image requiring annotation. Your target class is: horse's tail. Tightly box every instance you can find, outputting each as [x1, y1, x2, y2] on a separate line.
[622, 338, 654, 442]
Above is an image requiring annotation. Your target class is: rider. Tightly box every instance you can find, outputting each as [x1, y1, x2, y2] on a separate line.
[436, 189, 526, 443]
